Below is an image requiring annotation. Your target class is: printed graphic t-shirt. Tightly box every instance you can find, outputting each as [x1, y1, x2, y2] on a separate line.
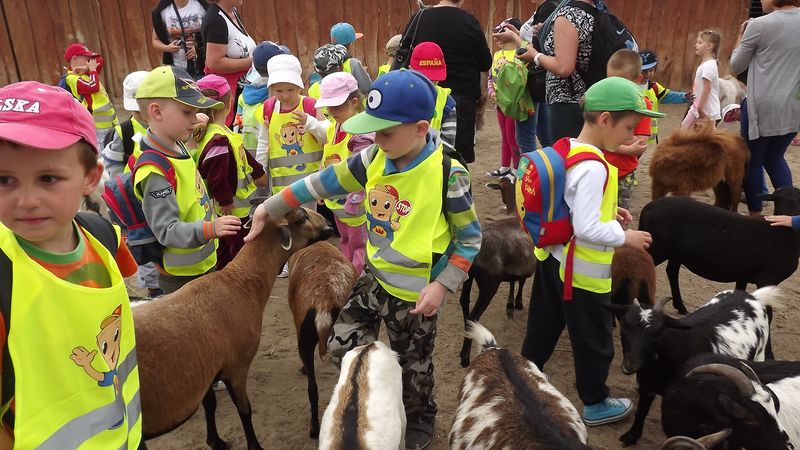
[160, 0, 206, 70]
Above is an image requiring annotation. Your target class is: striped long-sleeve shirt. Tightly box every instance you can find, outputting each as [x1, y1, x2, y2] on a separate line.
[260, 131, 481, 293]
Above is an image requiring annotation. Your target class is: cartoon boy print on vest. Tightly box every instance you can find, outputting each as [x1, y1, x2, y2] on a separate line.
[275, 122, 308, 171]
[323, 153, 341, 169]
[70, 305, 126, 428]
[366, 184, 411, 242]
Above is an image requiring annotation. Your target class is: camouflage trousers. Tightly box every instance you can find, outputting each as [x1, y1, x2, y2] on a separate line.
[328, 267, 438, 424]
[618, 172, 636, 211]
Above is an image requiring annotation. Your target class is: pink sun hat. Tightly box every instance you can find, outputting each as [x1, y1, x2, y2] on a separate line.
[196, 74, 231, 100]
[315, 72, 359, 108]
[0, 81, 98, 152]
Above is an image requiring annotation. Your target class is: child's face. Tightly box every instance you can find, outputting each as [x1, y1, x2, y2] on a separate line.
[271, 83, 302, 107]
[70, 55, 90, 70]
[695, 36, 714, 57]
[375, 121, 428, 160]
[0, 141, 102, 249]
[641, 68, 655, 81]
[326, 97, 359, 123]
[598, 113, 643, 150]
[149, 99, 200, 143]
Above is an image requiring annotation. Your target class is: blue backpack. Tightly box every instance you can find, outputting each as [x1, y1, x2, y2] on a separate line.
[101, 151, 177, 265]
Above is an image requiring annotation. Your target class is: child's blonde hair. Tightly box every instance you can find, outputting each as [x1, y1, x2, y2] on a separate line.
[191, 89, 232, 142]
[607, 49, 643, 82]
[698, 30, 722, 58]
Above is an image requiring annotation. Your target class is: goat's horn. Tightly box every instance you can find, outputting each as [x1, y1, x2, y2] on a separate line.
[654, 296, 672, 312]
[281, 234, 293, 251]
[696, 428, 733, 448]
[659, 436, 706, 450]
[686, 364, 757, 396]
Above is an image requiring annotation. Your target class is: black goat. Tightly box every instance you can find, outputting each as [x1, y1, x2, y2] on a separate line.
[662, 354, 800, 449]
[605, 287, 779, 447]
[639, 187, 800, 316]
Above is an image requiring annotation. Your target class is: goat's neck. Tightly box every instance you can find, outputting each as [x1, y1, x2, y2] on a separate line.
[225, 226, 289, 308]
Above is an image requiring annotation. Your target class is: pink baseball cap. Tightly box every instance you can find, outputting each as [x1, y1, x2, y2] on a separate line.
[196, 74, 231, 100]
[315, 72, 359, 108]
[410, 42, 447, 82]
[0, 81, 98, 152]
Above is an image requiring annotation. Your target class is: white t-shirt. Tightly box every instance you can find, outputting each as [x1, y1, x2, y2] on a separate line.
[161, 0, 206, 69]
[693, 59, 721, 120]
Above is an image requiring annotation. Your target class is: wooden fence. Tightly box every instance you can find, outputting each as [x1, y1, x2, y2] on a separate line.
[0, 0, 748, 99]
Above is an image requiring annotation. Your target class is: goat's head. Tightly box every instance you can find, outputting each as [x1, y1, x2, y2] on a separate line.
[662, 362, 792, 450]
[660, 429, 732, 450]
[486, 173, 517, 215]
[275, 208, 333, 251]
[604, 299, 691, 375]
[761, 186, 800, 217]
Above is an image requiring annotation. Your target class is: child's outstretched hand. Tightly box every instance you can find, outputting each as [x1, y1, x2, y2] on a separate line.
[624, 229, 652, 251]
[244, 204, 269, 242]
[765, 215, 793, 227]
[292, 111, 309, 125]
[214, 216, 242, 237]
[411, 281, 447, 317]
[616, 207, 634, 228]
[87, 58, 99, 73]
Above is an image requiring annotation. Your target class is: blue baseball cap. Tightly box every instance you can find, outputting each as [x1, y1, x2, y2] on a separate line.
[342, 69, 436, 134]
[331, 22, 363, 46]
[253, 41, 286, 76]
[640, 50, 658, 70]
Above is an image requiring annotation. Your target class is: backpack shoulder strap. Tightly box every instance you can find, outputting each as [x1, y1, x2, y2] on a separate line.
[75, 212, 118, 256]
[120, 119, 136, 162]
[133, 150, 178, 190]
[0, 248, 13, 423]
[263, 97, 278, 124]
[302, 96, 318, 116]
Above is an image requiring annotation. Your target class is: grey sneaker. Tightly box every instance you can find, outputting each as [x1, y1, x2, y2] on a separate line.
[277, 263, 289, 278]
[405, 421, 434, 450]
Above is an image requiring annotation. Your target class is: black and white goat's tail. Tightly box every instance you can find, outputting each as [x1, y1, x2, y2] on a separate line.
[465, 321, 499, 353]
[752, 286, 784, 309]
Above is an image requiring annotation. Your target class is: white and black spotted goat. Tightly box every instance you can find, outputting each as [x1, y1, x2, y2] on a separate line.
[662, 354, 800, 450]
[605, 287, 780, 447]
[449, 322, 588, 450]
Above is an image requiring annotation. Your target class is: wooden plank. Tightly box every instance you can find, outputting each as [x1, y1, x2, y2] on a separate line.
[274, 0, 299, 61]
[361, 0, 379, 77]
[0, 1, 19, 85]
[294, 0, 319, 80]
[96, 0, 127, 97]
[5, 0, 42, 81]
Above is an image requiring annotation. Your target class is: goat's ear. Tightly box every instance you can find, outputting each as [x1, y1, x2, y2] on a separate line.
[602, 303, 629, 319]
[664, 316, 691, 330]
[718, 392, 750, 420]
[279, 225, 293, 250]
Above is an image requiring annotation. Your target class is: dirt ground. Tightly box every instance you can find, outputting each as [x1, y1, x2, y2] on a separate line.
[147, 104, 800, 450]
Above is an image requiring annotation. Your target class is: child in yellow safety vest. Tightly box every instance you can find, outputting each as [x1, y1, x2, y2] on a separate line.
[246, 70, 482, 449]
[330, 22, 372, 96]
[305, 72, 374, 273]
[410, 42, 458, 148]
[193, 75, 267, 269]
[0, 81, 141, 448]
[62, 43, 119, 146]
[377, 34, 402, 78]
[639, 50, 692, 144]
[520, 77, 661, 427]
[134, 66, 242, 293]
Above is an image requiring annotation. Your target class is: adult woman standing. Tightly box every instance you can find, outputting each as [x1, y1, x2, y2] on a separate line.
[730, 0, 800, 216]
[496, 0, 598, 141]
[404, 0, 492, 164]
[201, 0, 256, 125]
[151, 0, 209, 79]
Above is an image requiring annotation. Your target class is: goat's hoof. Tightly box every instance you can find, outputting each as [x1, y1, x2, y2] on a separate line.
[675, 305, 689, 315]
[460, 357, 470, 368]
[310, 426, 320, 439]
[207, 439, 231, 450]
[515, 302, 523, 310]
[619, 431, 640, 447]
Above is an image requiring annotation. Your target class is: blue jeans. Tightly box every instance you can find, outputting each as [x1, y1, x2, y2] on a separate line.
[515, 103, 555, 153]
[740, 98, 795, 212]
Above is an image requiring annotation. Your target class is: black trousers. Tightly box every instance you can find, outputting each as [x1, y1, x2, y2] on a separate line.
[521, 254, 614, 406]
[452, 94, 477, 163]
[548, 102, 585, 142]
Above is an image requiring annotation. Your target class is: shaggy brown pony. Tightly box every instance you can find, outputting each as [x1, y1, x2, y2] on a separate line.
[649, 123, 749, 212]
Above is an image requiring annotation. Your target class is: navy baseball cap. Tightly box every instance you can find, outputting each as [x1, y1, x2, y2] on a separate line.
[640, 50, 658, 70]
[253, 41, 285, 76]
[342, 70, 437, 134]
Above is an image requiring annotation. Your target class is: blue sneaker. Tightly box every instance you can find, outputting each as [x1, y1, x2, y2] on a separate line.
[582, 397, 633, 426]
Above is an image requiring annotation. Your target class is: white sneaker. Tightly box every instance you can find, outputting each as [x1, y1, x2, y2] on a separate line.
[278, 263, 289, 278]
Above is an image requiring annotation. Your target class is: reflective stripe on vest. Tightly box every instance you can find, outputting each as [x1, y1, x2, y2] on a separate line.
[196, 123, 257, 217]
[364, 146, 454, 301]
[559, 144, 618, 294]
[0, 223, 142, 449]
[267, 97, 322, 195]
[134, 148, 217, 276]
[65, 73, 118, 130]
[430, 86, 451, 132]
[322, 125, 366, 226]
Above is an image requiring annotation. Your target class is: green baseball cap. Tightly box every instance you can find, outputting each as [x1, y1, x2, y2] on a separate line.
[136, 66, 224, 110]
[583, 77, 665, 118]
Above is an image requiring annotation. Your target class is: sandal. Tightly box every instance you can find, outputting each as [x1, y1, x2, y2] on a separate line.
[485, 167, 511, 178]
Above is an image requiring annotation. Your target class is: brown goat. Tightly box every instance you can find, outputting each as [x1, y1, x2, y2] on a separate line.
[134, 208, 332, 450]
[287, 241, 358, 439]
[611, 246, 657, 307]
[649, 124, 749, 212]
